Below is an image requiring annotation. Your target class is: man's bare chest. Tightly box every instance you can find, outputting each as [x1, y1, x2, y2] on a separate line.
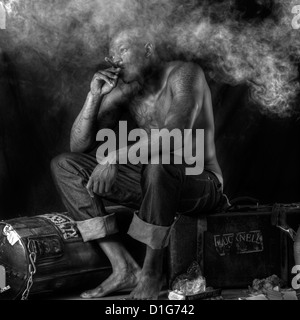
[128, 86, 171, 131]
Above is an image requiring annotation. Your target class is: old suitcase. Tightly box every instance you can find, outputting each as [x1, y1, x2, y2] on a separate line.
[0, 207, 145, 300]
[168, 200, 300, 289]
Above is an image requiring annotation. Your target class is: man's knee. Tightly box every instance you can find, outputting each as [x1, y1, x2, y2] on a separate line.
[50, 153, 80, 178]
[143, 163, 184, 184]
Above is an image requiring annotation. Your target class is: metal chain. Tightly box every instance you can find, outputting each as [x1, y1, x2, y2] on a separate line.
[21, 240, 37, 300]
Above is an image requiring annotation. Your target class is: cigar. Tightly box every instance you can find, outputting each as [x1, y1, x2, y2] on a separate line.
[105, 57, 121, 68]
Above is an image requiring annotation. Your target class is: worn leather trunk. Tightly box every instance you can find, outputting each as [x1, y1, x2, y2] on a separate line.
[0, 207, 145, 300]
[168, 203, 300, 289]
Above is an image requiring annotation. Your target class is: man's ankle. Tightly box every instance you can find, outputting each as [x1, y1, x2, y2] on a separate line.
[112, 260, 139, 273]
[141, 268, 163, 278]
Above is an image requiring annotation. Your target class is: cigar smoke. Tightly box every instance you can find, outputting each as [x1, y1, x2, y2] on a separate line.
[0, 0, 299, 117]
[171, 0, 300, 117]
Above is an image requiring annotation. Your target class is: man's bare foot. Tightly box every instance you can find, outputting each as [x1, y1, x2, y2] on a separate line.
[127, 271, 163, 300]
[80, 266, 141, 299]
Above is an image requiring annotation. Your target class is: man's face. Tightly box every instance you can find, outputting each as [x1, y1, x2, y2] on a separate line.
[109, 33, 147, 83]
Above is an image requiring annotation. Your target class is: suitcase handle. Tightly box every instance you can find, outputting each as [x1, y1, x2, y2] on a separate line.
[225, 196, 260, 212]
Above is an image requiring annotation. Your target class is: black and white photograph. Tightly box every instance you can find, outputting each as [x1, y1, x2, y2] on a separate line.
[1, 0, 300, 306]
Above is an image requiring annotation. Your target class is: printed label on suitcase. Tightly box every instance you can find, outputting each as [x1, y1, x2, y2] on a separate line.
[214, 230, 264, 256]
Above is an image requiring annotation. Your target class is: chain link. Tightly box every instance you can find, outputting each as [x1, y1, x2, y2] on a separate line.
[21, 240, 37, 300]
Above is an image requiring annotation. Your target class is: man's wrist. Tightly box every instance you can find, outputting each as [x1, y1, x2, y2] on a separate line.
[107, 151, 118, 165]
[88, 91, 104, 102]
[98, 151, 118, 166]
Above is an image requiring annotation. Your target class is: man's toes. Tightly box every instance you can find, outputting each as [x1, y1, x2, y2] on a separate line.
[126, 293, 135, 300]
[127, 291, 148, 301]
[80, 291, 94, 299]
[122, 297, 136, 300]
[80, 288, 102, 299]
[80, 292, 92, 299]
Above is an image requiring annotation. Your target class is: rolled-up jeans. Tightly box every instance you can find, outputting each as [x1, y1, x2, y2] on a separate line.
[51, 152, 223, 250]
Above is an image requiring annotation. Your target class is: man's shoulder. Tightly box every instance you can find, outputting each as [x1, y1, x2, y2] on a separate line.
[166, 61, 205, 91]
[168, 61, 204, 79]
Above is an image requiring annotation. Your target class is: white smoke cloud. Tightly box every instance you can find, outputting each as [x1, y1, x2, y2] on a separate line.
[0, 0, 299, 117]
[1, 0, 19, 15]
[171, 1, 300, 117]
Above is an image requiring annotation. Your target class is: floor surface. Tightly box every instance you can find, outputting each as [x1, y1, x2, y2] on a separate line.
[40, 288, 249, 300]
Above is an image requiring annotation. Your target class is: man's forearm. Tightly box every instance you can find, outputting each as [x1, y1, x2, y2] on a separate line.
[70, 92, 104, 153]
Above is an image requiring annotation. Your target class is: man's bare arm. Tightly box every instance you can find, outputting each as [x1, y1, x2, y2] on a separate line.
[70, 92, 102, 153]
[70, 67, 123, 153]
[70, 91, 125, 153]
[164, 62, 204, 131]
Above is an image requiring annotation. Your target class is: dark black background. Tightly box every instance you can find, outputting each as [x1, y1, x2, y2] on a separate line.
[0, 0, 299, 220]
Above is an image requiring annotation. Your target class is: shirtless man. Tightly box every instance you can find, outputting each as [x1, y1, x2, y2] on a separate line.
[51, 28, 223, 300]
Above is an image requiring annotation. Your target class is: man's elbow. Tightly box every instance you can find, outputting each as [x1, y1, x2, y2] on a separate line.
[71, 140, 98, 154]
[70, 142, 81, 153]
[70, 140, 88, 153]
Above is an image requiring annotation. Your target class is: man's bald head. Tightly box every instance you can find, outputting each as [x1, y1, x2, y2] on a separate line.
[110, 27, 155, 50]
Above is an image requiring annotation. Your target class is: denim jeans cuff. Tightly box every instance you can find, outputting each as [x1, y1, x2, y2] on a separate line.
[127, 213, 171, 250]
[76, 213, 119, 242]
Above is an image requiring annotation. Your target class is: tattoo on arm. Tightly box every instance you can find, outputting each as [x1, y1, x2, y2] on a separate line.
[71, 113, 96, 149]
[70, 93, 102, 152]
[70, 89, 125, 153]
[165, 63, 204, 130]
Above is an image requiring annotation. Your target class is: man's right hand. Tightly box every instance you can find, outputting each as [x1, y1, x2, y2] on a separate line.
[86, 162, 118, 196]
[90, 67, 121, 96]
